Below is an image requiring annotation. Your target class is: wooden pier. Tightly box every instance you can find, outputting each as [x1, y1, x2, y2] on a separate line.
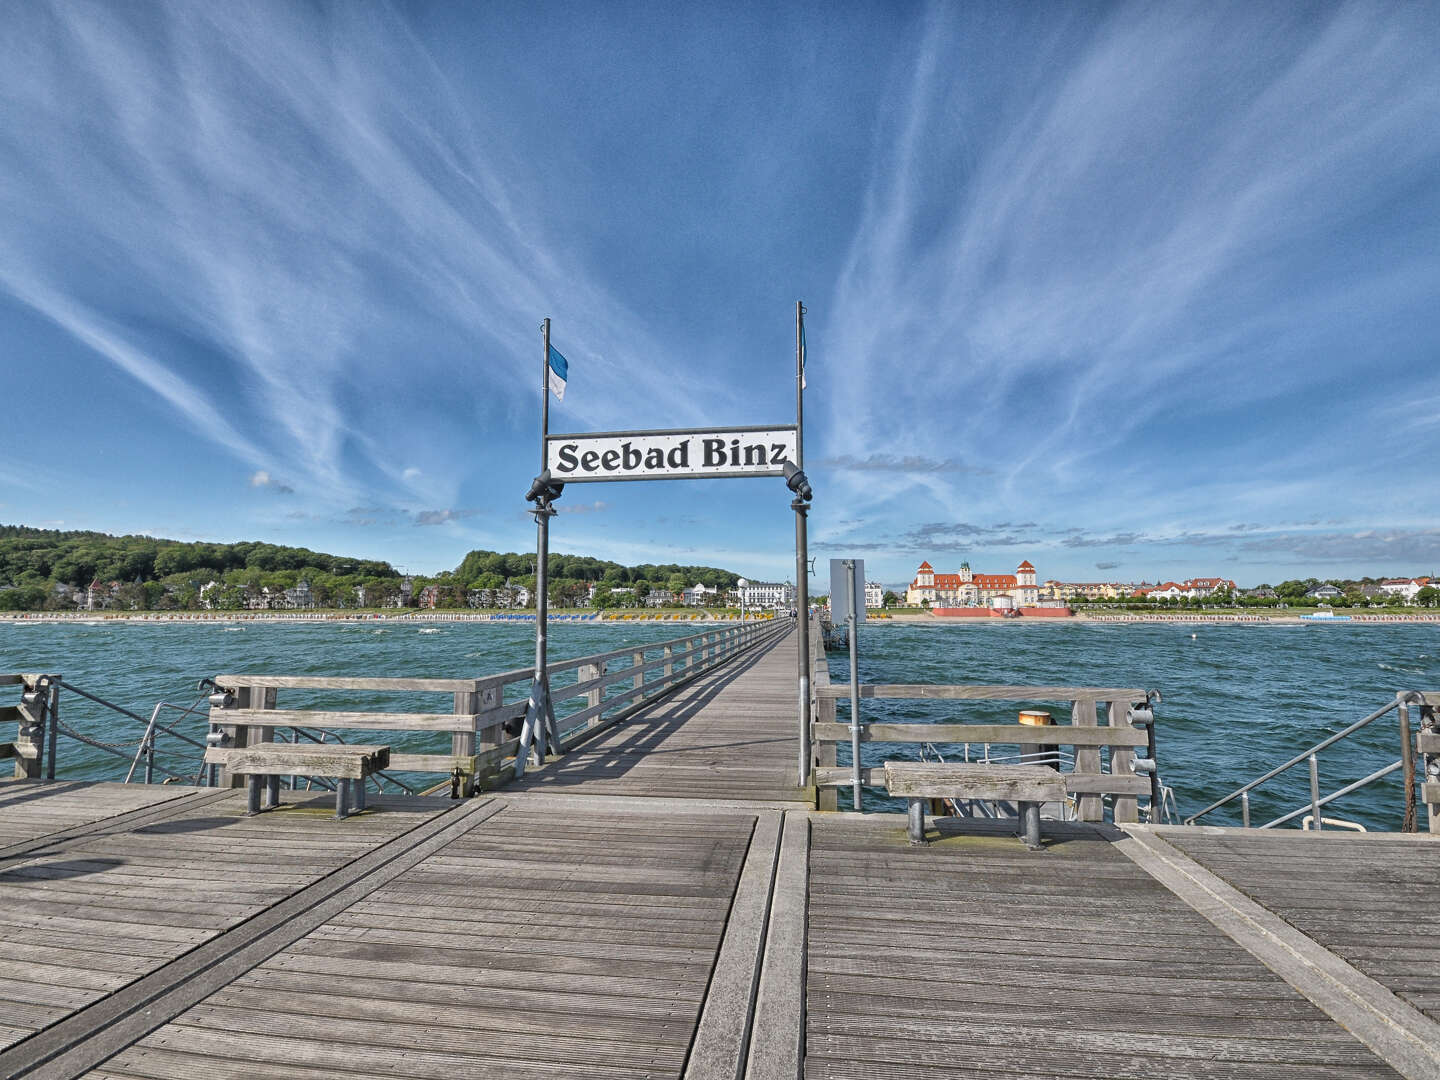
[2, 630, 1439, 1078]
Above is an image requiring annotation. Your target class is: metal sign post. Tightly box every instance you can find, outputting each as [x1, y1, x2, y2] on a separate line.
[832, 558, 866, 810]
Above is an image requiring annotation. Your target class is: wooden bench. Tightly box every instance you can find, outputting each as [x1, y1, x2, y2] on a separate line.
[884, 761, 1067, 849]
[204, 744, 390, 819]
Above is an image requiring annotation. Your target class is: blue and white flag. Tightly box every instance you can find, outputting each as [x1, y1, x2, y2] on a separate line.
[547, 344, 569, 400]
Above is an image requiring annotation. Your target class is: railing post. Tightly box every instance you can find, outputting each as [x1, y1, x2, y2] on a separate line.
[1241, 790, 1251, 828]
[663, 645, 674, 681]
[632, 650, 644, 694]
[578, 662, 604, 712]
[1398, 697, 1415, 832]
[1072, 697, 1102, 821]
[453, 687, 478, 797]
[1422, 702, 1440, 834]
[817, 688, 837, 812]
[1108, 699, 1139, 824]
[13, 675, 50, 780]
[1308, 754, 1322, 831]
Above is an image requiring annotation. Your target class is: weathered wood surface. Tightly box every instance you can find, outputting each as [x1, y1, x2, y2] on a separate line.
[511, 627, 810, 805]
[203, 744, 390, 779]
[0, 781, 196, 850]
[816, 684, 1144, 701]
[0, 782, 448, 1058]
[89, 800, 757, 1080]
[805, 815, 1404, 1079]
[1163, 828, 1440, 1026]
[811, 721, 1148, 747]
[220, 708, 477, 733]
[883, 761, 1067, 802]
[815, 765, 1150, 796]
[215, 675, 485, 692]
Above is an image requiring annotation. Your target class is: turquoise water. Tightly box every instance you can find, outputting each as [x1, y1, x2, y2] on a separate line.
[2, 618, 1433, 829]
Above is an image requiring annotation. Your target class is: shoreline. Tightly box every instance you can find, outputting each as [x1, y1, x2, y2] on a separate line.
[0, 610, 765, 625]
[3, 610, 1439, 626]
[880, 611, 1440, 625]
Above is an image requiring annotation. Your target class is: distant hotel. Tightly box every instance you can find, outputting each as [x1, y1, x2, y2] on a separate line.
[905, 560, 1039, 608]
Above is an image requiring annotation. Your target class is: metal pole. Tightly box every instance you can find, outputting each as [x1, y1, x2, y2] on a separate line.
[846, 558, 861, 811]
[794, 300, 812, 787]
[46, 681, 59, 781]
[1308, 754, 1322, 831]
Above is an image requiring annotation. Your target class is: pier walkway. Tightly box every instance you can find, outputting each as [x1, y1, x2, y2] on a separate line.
[0, 630, 1437, 1078]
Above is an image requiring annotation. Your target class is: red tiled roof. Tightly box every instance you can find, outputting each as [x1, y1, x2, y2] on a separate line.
[1017, 561, 1035, 570]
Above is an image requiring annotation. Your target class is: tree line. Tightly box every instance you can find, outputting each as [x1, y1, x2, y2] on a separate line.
[0, 525, 741, 611]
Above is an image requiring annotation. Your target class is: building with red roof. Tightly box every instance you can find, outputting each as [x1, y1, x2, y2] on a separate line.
[905, 559, 1039, 608]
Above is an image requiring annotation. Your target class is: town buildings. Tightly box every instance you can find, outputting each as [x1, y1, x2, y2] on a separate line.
[1133, 577, 1237, 600]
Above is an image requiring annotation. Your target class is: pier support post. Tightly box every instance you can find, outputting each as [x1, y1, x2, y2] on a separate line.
[907, 798, 925, 844]
[1020, 801, 1042, 850]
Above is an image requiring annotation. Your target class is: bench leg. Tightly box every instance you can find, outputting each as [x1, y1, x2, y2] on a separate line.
[265, 775, 281, 810]
[353, 777, 367, 812]
[336, 779, 350, 820]
[246, 775, 262, 816]
[1019, 801, 1043, 851]
[907, 798, 926, 844]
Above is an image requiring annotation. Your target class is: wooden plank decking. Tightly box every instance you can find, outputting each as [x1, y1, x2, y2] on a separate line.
[1, 629, 1437, 1079]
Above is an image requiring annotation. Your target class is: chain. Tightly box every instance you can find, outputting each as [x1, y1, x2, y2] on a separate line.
[55, 716, 146, 752]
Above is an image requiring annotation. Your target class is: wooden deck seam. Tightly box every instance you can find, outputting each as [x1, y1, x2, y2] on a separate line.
[0, 797, 506, 1080]
[1115, 825, 1440, 1079]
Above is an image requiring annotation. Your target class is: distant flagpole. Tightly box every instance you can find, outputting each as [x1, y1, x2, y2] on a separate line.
[794, 300, 812, 786]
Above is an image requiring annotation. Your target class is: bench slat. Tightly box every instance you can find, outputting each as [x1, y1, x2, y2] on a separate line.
[811, 722, 1146, 747]
[813, 766, 1149, 796]
[817, 684, 1144, 701]
[204, 744, 389, 779]
[216, 675, 481, 692]
[884, 762, 1066, 802]
[215, 709, 476, 733]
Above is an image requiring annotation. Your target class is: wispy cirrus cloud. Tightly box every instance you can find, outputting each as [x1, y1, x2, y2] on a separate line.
[817, 2, 1440, 546]
[0, 1, 721, 515]
[821, 454, 990, 476]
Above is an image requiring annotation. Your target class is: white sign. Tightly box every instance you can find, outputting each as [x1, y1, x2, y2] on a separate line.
[546, 426, 799, 483]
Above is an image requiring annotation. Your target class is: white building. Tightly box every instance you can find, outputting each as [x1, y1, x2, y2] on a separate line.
[738, 581, 795, 609]
[682, 583, 719, 606]
[865, 581, 884, 609]
[1380, 577, 1431, 603]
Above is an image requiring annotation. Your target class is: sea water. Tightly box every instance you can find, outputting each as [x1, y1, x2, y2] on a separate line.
[1, 618, 1433, 829]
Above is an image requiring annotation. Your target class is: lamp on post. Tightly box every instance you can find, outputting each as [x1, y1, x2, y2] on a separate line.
[737, 578, 748, 623]
[516, 469, 565, 777]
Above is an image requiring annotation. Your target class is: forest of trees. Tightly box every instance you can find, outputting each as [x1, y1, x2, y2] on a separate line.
[0, 525, 741, 611]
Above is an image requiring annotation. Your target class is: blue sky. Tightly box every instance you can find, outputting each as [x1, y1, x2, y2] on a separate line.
[2, 2, 1438, 589]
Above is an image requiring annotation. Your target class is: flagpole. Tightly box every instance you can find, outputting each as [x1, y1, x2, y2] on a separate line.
[794, 300, 812, 788]
[519, 318, 556, 775]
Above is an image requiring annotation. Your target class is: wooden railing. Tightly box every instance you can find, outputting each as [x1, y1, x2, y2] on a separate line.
[807, 625, 1151, 820]
[210, 618, 790, 794]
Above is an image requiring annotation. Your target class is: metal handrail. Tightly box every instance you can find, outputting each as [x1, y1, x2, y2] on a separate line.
[1185, 695, 1415, 828]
